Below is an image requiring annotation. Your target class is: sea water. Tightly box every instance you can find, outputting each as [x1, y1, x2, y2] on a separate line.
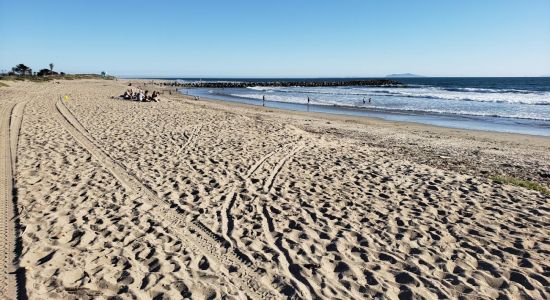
[177, 77, 550, 136]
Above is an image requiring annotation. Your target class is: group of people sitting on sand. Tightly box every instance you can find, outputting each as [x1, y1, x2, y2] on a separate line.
[120, 89, 160, 102]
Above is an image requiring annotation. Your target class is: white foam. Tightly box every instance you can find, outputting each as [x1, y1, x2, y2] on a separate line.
[246, 86, 550, 105]
[229, 86, 550, 121]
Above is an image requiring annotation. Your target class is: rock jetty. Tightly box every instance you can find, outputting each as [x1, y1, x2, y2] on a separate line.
[159, 79, 401, 88]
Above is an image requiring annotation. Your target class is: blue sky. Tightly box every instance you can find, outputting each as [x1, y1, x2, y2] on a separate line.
[1, 0, 549, 77]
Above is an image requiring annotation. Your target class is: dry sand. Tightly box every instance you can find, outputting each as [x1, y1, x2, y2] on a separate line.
[0, 79, 549, 299]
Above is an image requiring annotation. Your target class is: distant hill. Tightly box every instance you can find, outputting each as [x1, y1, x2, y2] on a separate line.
[386, 73, 424, 78]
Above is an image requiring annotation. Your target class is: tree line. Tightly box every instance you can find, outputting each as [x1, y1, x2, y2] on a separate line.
[3, 63, 63, 76]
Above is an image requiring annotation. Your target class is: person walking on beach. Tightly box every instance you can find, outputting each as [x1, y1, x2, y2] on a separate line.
[262, 95, 265, 107]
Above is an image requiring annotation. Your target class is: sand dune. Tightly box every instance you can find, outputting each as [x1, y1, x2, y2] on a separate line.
[0, 79, 548, 299]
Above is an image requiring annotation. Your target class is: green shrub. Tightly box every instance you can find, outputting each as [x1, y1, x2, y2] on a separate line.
[0, 74, 114, 82]
[490, 175, 550, 195]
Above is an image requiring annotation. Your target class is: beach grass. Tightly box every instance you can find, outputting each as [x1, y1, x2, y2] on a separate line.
[490, 175, 550, 195]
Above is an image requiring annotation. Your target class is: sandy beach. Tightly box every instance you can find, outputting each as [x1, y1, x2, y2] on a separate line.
[0, 79, 549, 299]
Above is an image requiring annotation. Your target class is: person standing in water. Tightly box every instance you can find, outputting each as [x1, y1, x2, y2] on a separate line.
[363, 97, 366, 104]
[369, 97, 372, 103]
[262, 95, 265, 106]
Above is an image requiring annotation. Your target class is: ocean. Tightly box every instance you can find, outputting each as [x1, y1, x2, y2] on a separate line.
[176, 77, 550, 136]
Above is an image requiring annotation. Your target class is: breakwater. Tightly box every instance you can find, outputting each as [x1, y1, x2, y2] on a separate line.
[160, 79, 401, 88]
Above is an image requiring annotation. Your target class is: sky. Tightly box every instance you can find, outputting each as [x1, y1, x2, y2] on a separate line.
[1, 0, 549, 77]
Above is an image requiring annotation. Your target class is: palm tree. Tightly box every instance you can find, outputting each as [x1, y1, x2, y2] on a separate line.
[49, 63, 54, 75]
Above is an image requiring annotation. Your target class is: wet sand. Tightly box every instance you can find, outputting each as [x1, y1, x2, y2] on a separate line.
[0, 79, 548, 299]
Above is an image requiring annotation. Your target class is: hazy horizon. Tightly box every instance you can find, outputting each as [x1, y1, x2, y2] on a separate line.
[1, 0, 549, 77]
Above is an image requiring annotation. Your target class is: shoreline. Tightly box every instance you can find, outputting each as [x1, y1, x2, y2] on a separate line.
[183, 88, 550, 137]
[178, 89, 550, 141]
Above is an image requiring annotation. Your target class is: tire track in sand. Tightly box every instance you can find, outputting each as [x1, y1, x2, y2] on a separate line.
[259, 203, 316, 300]
[244, 145, 285, 179]
[254, 133, 352, 300]
[9, 102, 27, 300]
[0, 102, 20, 299]
[176, 124, 202, 155]
[221, 143, 292, 249]
[10, 102, 26, 174]
[51, 99, 276, 299]
[220, 140, 301, 255]
[256, 141, 319, 300]
[263, 143, 305, 193]
[218, 135, 316, 299]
